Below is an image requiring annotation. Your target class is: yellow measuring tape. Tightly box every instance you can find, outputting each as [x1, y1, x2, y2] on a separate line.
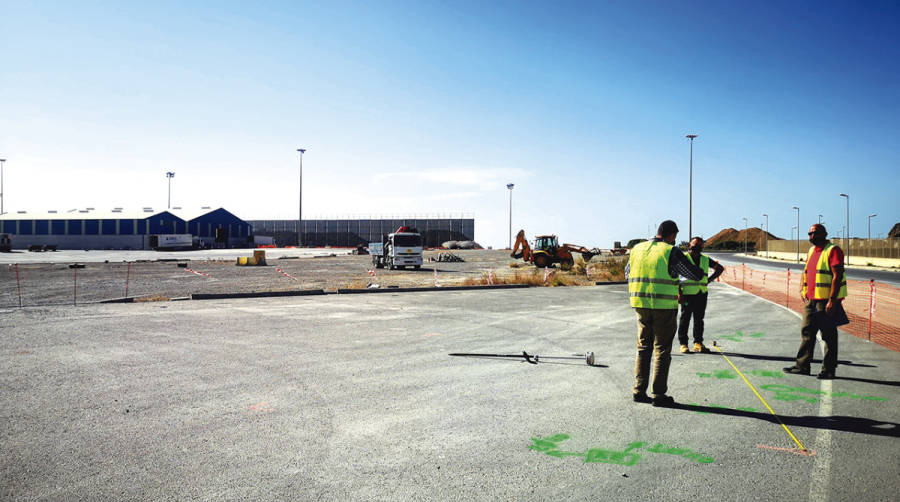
[713, 345, 807, 452]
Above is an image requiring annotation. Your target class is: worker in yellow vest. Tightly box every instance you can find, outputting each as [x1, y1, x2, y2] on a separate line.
[626, 220, 705, 407]
[784, 223, 847, 380]
[677, 237, 725, 354]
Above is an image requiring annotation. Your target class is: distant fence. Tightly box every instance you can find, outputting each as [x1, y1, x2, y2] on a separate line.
[248, 218, 475, 248]
[767, 239, 900, 259]
[719, 264, 900, 352]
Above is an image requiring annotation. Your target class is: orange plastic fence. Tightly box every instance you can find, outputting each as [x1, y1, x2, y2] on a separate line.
[719, 264, 900, 352]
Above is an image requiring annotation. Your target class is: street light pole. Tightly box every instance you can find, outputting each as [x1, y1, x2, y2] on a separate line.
[818, 214, 822, 224]
[792, 206, 800, 263]
[840, 193, 849, 265]
[166, 172, 175, 209]
[742, 217, 748, 254]
[762, 213, 768, 259]
[686, 134, 697, 239]
[506, 183, 514, 249]
[868, 213, 877, 242]
[0, 158, 6, 215]
[297, 148, 306, 247]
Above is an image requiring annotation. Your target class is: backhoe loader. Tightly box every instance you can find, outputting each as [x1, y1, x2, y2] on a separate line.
[510, 230, 599, 270]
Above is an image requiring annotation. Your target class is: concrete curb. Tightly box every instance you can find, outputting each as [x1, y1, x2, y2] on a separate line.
[336, 284, 529, 294]
[191, 290, 327, 300]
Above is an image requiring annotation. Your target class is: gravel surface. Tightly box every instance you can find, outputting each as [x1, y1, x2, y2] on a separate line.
[0, 249, 625, 307]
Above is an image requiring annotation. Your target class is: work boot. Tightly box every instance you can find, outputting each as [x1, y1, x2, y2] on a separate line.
[633, 392, 653, 404]
[693, 343, 711, 353]
[817, 371, 836, 380]
[652, 395, 675, 407]
[679, 344, 691, 354]
[783, 366, 810, 375]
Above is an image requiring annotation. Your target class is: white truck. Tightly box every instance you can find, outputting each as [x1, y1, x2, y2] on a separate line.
[369, 227, 423, 270]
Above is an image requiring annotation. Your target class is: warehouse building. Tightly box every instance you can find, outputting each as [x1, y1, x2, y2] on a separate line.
[248, 216, 475, 247]
[0, 207, 253, 250]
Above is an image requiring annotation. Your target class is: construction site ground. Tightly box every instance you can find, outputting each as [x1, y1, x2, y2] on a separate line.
[2, 283, 898, 500]
[0, 249, 624, 307]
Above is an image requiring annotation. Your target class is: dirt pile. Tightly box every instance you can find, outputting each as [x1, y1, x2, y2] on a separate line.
[889, 223, 900, 239]
[706, 227, 781, 250]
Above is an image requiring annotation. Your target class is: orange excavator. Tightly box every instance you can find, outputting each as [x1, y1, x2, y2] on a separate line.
[510, 230, 599, 270]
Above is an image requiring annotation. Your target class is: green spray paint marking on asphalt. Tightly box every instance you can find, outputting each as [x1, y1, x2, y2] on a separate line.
[697, 369, 784, 379]
[528, 435, 714, 465]
[716, 330, 765, 343]
[759, 384, 887, 403]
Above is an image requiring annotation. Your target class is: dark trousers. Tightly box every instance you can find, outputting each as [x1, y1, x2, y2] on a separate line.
[677, 292, 708, 345]
[796, 300, 839, 372]
[633, 308, 678, 397]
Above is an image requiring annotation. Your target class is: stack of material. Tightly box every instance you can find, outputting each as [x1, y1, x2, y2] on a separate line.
[237, 250, 268, 266]
[430, 252, 465, 262]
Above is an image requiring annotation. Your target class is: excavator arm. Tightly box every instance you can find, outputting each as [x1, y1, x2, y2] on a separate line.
[561, 243, 601, 262]
[510, 229, 532, 262]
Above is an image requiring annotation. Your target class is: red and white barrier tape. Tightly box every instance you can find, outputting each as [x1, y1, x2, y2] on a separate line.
[488, 267, 494, 285]
[185, 267, 211, 278]
[433, 268, 440, 287]
[276, 267, 298, 281]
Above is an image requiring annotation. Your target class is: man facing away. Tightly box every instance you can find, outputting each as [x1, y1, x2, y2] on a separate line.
[677, 237, 725, 354]
[784, 223, 847, 380]
[626, 220, 704, 407]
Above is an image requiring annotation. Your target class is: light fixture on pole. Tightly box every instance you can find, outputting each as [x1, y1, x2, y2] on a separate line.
[166, 172, 175, 209]
[818, 214, 822, 224]
[762, 213, 769, 259]
[839, 193, 849, 265]
[0, 158, 6, 215]
[868, 213, 877, 242]
[792, 206, 800, 263]
[742, 217, 748, 254]
[686, 134, 697, 239]
[506, 183, 514, 249]
[297, 148, 306, 247]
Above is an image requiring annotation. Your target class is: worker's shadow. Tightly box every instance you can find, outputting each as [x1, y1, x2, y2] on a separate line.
[716, 351, 876, 368]
[671, 403, 899, 438]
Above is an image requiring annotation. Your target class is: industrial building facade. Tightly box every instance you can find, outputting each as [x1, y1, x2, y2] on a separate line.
[248, 217, 475, 247]
[0, 208, 253, 250]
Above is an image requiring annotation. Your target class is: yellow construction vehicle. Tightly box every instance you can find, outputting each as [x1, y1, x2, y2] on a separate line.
[510, 230, 599, 270]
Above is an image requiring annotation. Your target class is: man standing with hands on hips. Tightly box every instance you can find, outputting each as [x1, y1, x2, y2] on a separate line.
[626, 220, 705, 407]
[678, 237, 725, 354]
[784, 223, 847, 380]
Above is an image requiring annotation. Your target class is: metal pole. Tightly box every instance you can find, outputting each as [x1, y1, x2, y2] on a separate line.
[686, 134, 697, 239]
[166, 172, 175, 209]
[506, 183, 514, 249]
[742, 217, 748, 254]
[840, 193, 849, 265]
[0, 158, 5, 215]
[792, 206, 800, 263]
[297, 148, 306, 247]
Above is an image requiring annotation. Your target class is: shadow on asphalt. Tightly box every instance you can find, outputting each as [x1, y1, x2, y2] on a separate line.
[447, 355, 609, 368]
[716, 351, 876, 368]
[670, 403, 899, 438]
[833, 376, 900, 387]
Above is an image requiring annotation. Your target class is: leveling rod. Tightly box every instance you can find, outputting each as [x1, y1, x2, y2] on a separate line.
[449, 351, 595, 366]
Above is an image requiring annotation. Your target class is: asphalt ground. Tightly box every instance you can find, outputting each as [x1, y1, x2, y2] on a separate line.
[2, 284, 898, 501]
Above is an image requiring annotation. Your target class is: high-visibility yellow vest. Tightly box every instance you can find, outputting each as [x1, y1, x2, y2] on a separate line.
[681, 254, 710, 295]
[628, 241, 679, 309]
[802, 243, 848, 300]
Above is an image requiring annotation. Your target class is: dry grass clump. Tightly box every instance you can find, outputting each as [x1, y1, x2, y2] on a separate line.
[134, 295, 170, 302]
[341, 279, 374, 289]
[508, 261, 525, 268]
[582, 256, 627, 281]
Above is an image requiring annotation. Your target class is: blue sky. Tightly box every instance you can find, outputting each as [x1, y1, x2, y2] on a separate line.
[1, 0, 897, 247]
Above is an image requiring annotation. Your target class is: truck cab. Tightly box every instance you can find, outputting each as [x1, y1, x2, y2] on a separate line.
[369, 226, 423, 270]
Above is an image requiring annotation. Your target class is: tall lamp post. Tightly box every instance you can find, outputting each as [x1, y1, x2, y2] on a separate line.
[792, 206, 800, 263]
[0, 158, 6, 215]
[742, 217, 748, 254]
[762, 213, 769, 259]
[506, 183, 514, 249]
[297, 148, 306, 246]
[686, 134, 698, 239]
[166, 172, 175, 209]
[818, 214, 822, 224]
[868, 213, 877, 242]
[839, 193, 849, 265]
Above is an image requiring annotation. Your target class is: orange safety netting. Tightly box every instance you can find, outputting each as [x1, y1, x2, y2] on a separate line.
[719, 264, 900, 352]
